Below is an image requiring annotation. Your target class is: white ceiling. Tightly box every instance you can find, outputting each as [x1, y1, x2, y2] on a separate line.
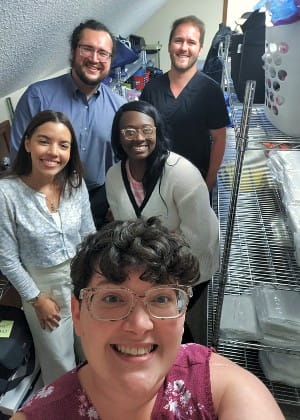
[0, 0, 166, 97]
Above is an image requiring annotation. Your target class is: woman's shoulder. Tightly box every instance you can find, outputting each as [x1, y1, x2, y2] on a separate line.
[165, 153, 205, 185]
[0, 174, 19, 185]
[0, 176, 22, 194]
[209, 352, 285, 419]
[106, 162, 123, 189]
[10, 413, 26, 420]
[106, 161, 122, 177]
[166, 152, 201, 173]
[175, 343, 213, 366]
[18, 366, 92, 419]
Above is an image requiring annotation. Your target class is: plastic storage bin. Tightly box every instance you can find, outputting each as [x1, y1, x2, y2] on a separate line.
[264, 20, 300, 136]
[132, 69, 150, 90]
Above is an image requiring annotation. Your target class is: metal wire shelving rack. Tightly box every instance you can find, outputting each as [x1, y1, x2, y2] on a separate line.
[209, 45, 300, 405]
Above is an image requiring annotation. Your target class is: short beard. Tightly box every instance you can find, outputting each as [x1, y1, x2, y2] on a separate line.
[171, 55, 198, 73]
[74, 67, 104, 86]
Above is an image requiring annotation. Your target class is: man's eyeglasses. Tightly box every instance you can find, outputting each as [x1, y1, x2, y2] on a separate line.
[121, 126, 156, 141]
[78, 45, 112, 62]
[79, 285, 192, 321]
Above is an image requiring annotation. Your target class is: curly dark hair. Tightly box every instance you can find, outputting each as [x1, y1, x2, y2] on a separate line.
[71, 217, 200, 299]
[111, 100, 169, 194]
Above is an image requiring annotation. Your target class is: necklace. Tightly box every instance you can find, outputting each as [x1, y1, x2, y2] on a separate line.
[45, 196, 58, 213]
[20, 175, 60, 212]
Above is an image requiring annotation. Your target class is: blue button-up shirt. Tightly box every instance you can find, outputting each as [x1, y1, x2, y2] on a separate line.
[10, 73, 126, 189]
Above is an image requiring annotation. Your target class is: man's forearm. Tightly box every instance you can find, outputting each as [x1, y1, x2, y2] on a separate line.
[206, 128, 226, 190]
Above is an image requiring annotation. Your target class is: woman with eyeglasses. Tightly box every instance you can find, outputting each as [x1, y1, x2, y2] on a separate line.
[105, 100, 219, 285]
[0, 110, 95, 385]
[105, 100, 219, 344]
[12, 218, 284, 419]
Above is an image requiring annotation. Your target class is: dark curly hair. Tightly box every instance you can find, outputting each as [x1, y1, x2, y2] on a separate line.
[71, 217, 199, 299]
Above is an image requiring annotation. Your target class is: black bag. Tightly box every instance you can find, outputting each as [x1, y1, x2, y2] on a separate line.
[0, 306, 35, 395]
[202, 23, 232, 84]
[230, 33, 244, 94]
[231, 10, 266, 103]
[129, 34, 146, 53]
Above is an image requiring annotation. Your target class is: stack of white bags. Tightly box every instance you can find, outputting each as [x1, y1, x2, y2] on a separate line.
[259, 351, 300, 387]
[267, 150, 300, 265]
[220, 294, 262, 341]
[220, 284, 300, 386]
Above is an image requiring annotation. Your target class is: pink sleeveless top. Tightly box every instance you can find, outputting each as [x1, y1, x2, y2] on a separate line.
[20, 343, 217, 419]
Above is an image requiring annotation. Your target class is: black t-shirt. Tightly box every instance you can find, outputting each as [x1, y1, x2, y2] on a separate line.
[140, 71, 230, 177]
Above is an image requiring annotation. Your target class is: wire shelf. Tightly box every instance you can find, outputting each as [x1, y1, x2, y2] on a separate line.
[217, 130, 300, 293]
[210, 50, 300, 404]
[223, 60, 300, 149]
[209, 128, 300, 404]
[217, 342, 300, 406]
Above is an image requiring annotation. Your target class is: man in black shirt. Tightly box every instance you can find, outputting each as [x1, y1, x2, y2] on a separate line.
[141, 15, 230, 191]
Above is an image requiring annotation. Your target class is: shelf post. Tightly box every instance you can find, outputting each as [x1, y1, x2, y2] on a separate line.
[212, 80, 256, 348]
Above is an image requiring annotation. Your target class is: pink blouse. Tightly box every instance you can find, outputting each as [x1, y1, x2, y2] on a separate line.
[20, 343, 217, 419]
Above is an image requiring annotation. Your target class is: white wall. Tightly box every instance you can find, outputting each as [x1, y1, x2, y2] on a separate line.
[135, 0, 224, 73]
[0, 0, 167, 99]
[226, 0, 258, 29]
[0, 0, 224, 122]
[0, 0, 167, 123]
[0, 68, 69, 123]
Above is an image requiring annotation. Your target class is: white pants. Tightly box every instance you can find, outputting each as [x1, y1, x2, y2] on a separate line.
[22, 260, 77, 385]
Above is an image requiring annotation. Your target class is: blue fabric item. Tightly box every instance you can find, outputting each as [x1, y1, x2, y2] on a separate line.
[254, 0, 300, 25]
[10, 73, 126, 189]
[111, 38, 139, 70]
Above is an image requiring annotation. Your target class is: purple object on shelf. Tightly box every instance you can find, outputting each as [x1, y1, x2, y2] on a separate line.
[254, 0, 300, 25]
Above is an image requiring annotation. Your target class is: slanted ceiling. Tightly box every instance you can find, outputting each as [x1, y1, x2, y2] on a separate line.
[0, 0, 167, 98]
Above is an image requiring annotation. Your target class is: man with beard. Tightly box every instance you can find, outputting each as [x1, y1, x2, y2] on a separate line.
[141, 16, 230, 344]
[140, 16, 229, 191]
[10, 20, 126, 229]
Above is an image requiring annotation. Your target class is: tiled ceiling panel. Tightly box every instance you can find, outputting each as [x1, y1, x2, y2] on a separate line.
[0, 0, 166, 97]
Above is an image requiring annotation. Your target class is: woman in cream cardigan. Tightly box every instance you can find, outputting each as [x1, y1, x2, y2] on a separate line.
[105, 100, 219, 286]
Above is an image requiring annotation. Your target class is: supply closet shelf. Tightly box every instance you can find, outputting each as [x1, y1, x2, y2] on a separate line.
[216, 129, 300, 292]
[122, 56, 144, 80]
[110, 55, 144, 90]
[217, 342, 300, 405]
[231, 103, 300, 149]
[224, 60, 300, 148]
[210, 55, 300, 405]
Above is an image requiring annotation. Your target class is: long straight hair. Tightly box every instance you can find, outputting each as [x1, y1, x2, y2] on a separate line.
[111, 100, 170, 193]
[9, 110, 83, 195]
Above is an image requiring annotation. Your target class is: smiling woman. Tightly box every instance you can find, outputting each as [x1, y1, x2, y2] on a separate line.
[23, 121, 72, 212]
[106, 100, 220, 283]
[0, 110, 96, 386]
[10, 218, 284, 420]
